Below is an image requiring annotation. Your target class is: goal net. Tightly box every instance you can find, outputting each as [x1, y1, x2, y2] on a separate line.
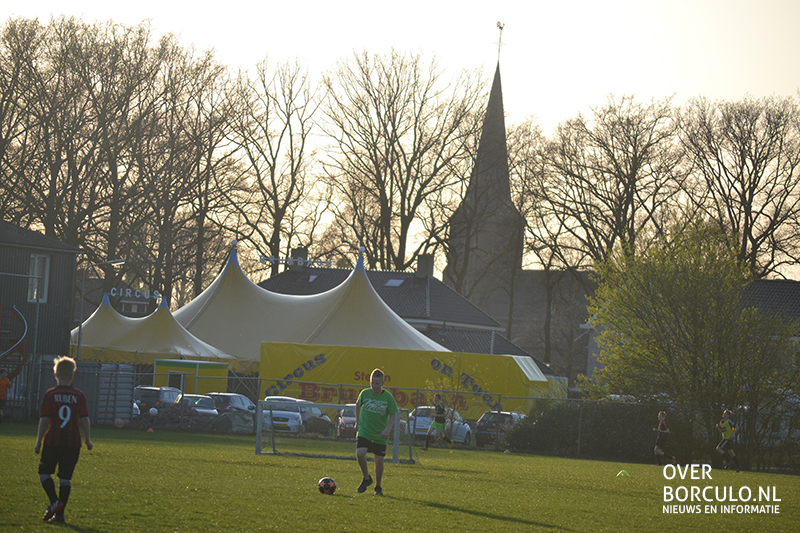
[255, 399, 414, 464]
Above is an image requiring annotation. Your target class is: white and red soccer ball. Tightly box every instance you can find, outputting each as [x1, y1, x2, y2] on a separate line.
[318, 477, 336, 495]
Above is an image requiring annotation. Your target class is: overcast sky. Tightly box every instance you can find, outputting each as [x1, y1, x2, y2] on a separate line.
[9, 0, 800, 134]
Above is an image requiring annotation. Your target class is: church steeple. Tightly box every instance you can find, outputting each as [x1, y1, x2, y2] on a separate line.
[444, 59, 524, 336]
[468, 62, 511, 201]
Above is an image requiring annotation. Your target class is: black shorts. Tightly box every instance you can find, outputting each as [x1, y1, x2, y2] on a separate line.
[717, 439, 734, 452]
[38, 446, 81, 480]
[655, 437, 667, 449]
[0, 398, 6, 409]
[356, 436, 387, 457]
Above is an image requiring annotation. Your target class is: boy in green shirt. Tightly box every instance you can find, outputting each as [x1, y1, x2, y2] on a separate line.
[355, 369, 398, 496]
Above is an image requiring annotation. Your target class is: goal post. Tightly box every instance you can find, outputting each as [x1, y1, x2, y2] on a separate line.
[255, 399, 414, 464]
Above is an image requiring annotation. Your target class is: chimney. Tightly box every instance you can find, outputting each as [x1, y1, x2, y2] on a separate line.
[416, 254, 434, 277]
[290, 247, 308, 271]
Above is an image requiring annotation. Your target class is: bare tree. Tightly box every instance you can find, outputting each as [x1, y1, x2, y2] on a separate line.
[224, 59, 322, 277]
[0, 18, 45, 222]
[679, 95, 800, 278]
[539, 95, 686, 268]
[321, 49, 484, 271]
[131, 40, 229, 305]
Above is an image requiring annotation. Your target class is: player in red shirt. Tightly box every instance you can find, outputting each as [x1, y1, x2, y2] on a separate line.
[0, 367, 12, 424]
[34, 357, 93, 523]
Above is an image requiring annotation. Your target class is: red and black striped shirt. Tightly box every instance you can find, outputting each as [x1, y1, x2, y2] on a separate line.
[40, 385, 89, 448]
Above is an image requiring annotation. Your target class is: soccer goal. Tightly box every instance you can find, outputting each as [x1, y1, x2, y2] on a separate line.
[255, 399, 414, 464]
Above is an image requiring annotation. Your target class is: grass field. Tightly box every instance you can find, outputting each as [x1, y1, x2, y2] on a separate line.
[2, 421, 799, 532]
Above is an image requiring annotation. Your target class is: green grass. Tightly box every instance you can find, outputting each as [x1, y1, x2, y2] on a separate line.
[2, 421, 799, 532]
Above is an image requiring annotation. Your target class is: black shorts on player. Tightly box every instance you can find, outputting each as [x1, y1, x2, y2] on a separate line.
[356, 436, 387, 457]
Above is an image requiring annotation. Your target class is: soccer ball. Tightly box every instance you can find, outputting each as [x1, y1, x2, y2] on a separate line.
[149, 407, 158, 416]
[318, 477, 336, 495]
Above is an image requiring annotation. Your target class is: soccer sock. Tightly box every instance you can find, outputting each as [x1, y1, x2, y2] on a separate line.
[444, 435, 451, 444]
[59, 480, 72, 505]
[40, 475, 58, 504]
[732, 455, 741, 468]
[425, 435, 430, 449]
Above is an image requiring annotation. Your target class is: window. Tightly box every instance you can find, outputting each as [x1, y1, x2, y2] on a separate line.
[168, 372, 185, 390]
[384, 279, 404, 287]
[28, 254, 50, 303]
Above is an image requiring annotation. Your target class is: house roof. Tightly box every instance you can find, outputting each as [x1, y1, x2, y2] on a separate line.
[0, 220, 80, 253]
[743, 279, 800, 324]
[259, 268, 502, 330]
[425, 327, 554, 376]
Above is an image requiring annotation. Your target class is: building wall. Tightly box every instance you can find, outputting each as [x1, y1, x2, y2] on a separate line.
[0, 244, 77, 356]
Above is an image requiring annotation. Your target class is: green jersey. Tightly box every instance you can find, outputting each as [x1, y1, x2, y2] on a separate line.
[719, 419, 736, 440]
[356, 388, 399, 445]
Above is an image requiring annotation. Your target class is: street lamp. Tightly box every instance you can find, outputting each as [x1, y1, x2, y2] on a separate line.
[76, 259, 125, 360]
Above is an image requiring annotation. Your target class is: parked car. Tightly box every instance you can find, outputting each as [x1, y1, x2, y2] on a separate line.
[134, 386, 181, 412]
[262, 396, 333, 435]
[475, 410, 526, 448]
[175, 394, 219, 416]
[207, 393, 256, 416]
[335, 404, 357, 438]
[407, 406, 471, 445]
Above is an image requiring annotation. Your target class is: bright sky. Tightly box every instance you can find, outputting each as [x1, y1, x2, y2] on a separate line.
[9, 0, 800, 134]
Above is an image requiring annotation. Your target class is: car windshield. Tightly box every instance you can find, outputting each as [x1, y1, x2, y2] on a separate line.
[135, 389, 158, 402]
[208, 396, 229, 408]
[481, 413, 511, 424]
[194, 397, 215, 408]
[414, 408, 432, 417]
[266, 401, 300, 412]
[342, 407, 355, 417]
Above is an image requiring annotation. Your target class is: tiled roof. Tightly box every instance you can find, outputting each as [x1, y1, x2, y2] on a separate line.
[425, 327, 554, 376]
[258, 268, 500, 328]
[0, 220, 80, 253]
[743, 279, 800, 323]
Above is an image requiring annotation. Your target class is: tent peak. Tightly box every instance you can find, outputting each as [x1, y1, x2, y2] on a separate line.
[101, 293, 111, 309]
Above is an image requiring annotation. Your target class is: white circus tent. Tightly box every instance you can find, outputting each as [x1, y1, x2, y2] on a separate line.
[173, 247, 447, 372]
[70, 294, 236, 367]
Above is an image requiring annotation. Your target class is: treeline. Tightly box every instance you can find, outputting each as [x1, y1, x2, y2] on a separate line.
[2, 16, 800, 306]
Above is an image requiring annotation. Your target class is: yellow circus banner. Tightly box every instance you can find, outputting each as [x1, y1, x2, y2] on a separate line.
[260, 342, 559, 420]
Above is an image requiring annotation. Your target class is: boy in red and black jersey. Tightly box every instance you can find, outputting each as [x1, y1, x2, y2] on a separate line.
[34, 357, 93, 523]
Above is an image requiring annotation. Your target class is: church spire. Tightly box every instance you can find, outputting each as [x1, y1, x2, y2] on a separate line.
[468, 61, 511, 201]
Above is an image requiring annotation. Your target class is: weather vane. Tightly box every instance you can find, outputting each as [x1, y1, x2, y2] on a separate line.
[497, 21, 505, 62]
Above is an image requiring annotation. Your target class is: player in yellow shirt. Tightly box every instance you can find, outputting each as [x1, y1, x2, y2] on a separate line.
[715, 409, 741, 472]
